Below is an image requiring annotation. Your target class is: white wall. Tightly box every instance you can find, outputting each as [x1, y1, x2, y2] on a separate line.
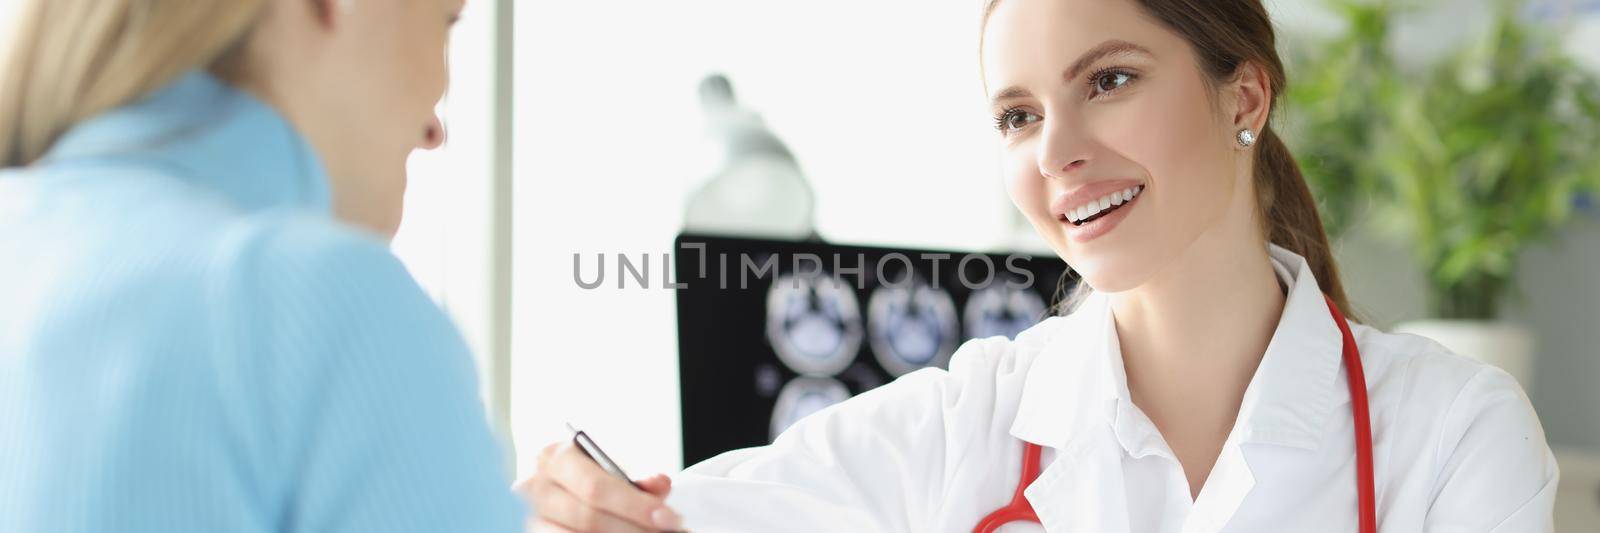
[510, 0, 1027, 475]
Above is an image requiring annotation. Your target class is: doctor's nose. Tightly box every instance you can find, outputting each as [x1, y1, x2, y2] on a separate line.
[1037, 120, 1092, 179]
[420, 114, 447, 150]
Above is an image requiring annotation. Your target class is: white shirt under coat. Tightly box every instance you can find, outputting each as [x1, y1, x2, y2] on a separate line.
[667, 244, 1558, 532]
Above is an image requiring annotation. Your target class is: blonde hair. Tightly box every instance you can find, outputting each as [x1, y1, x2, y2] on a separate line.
[0, 0, 267, 167]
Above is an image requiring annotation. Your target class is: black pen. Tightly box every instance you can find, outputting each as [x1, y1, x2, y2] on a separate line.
[566, 422, 642, 490]
[566, 423, 686, 532]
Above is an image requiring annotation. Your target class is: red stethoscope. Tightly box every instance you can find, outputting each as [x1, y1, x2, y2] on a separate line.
[975, 294, 1376, 533]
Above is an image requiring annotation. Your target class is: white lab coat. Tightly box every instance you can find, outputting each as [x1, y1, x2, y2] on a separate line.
[667, 245, 1559, 532]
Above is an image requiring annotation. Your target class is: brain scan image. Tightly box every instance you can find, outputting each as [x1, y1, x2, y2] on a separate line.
[867, 278, 959, 377]
[768, 376, 852, 440]
[765, 271, 863, 376]
[964, 284, 1048, 340]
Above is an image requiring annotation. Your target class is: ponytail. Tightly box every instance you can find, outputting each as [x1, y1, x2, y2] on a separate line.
[1255, 127, 1355, 317]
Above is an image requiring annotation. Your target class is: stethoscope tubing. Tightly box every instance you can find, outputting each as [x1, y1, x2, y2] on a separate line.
[975, 293, 1376, 533]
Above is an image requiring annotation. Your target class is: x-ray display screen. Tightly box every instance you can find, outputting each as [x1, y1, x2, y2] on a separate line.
[674, 234, 1074, 466]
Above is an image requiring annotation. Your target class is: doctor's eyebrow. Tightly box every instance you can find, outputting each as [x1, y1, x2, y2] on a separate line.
[987, 39, 1155, 106]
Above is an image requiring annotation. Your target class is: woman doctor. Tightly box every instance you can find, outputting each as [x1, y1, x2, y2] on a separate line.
[523, 0, 1559, 531]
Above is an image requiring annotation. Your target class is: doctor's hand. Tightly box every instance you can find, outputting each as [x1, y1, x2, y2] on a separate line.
[517, 441, 684, 533]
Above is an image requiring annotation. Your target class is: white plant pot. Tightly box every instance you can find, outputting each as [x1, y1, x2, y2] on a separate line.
[1394, 320, 1536, 391]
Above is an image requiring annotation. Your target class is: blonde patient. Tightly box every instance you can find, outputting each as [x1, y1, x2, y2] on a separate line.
[1, 0, 540, 532]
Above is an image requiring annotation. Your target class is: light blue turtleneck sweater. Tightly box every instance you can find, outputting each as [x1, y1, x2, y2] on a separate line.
[0, 72, 525, 532]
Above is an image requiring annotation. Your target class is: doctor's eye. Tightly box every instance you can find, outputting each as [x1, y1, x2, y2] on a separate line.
[1088, 67, 1139, 99]
[994, 108, 1041, 135]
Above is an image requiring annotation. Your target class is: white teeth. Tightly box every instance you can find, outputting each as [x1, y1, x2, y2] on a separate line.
[1065, 184, 1145, 225]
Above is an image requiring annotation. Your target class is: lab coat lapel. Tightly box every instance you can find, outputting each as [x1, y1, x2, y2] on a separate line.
[1182, 444, 1256, 533]
[1188, 244, 1345, 531]
[1003, 245, 1344, 532]
[1009, 293, 1132, 532]
[1233, 245, 1345, 451]
[1026, 433, 1134, 533]
[1007, 292, 1112, 450]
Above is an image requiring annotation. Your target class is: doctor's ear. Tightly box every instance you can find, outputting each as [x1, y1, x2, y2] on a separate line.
[1224, 61, 1273, 139]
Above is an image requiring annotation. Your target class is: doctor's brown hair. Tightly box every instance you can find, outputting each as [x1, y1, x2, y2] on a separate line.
[982, 0, 1355, 317]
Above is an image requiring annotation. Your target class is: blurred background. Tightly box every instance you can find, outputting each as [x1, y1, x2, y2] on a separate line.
[6, 0, 1598, 527]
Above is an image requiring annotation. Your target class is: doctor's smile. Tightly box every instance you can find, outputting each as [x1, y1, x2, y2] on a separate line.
[1051, 181, 1145, 243]
[6, 0, 1597, 530]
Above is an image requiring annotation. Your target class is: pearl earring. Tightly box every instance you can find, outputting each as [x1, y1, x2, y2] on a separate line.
[1236, 128, 1256, 148]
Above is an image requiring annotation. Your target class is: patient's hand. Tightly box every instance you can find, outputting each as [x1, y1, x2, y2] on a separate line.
[517, 440, 683, 532]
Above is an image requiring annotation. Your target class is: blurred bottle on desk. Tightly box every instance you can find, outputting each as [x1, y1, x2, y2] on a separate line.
[684, 74, 816, 240]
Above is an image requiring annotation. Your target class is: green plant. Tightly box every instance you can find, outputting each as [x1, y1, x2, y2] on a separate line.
[1283, 0, 1401, 239]
[1374, 1, 1600, 319]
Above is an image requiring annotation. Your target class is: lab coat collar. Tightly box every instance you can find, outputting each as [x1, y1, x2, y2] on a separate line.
[1008, 243, 1345, 453]
[1230, 243, 1346, 450]
[1007, 288, 1117, 451]
[39, 71, 333, 214]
